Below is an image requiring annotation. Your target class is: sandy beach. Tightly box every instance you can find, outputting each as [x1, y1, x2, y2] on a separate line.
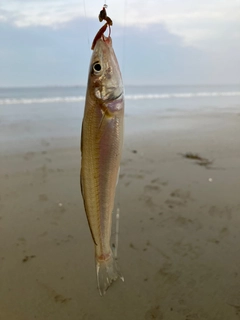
[1, 99, 240, 320]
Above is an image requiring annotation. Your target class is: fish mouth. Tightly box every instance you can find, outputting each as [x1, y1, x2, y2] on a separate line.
[95, 86, 123, 102]
[112, 91, 123, 100]
[105, 88, 123, 101]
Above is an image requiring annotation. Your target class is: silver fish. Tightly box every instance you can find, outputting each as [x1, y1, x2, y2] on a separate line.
[80, 34, 124, 296]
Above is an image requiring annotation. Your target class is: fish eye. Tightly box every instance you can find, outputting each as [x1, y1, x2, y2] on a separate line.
[93, 62, 101, 73]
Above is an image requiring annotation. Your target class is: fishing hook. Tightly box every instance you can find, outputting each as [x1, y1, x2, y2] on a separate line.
[91, 6, 113, 50]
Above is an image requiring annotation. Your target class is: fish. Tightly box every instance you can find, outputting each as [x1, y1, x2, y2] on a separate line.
[80, 32, 124, 296]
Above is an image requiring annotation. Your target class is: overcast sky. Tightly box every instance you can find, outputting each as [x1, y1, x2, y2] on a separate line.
[0, 0, 240, 86]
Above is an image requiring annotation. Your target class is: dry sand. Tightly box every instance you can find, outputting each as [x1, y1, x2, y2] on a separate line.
[1, 105, 240, 319]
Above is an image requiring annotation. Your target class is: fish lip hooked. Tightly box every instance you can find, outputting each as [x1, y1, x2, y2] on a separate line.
[91, 24, 111, 50]
[102, 34, 111, 44]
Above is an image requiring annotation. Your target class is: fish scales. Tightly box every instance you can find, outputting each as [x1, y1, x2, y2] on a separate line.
[80, 35, 124, 295]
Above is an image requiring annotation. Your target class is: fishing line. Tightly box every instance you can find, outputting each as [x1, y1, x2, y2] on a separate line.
[83, 0, 90, 47]
[86, 0, 124, 261]
[114, 208, 120, 259]
[113, 0, 127, 261]
[114, 176, 122, 259]
[121, 0, 128, 81]
[100, 0, 123, 261]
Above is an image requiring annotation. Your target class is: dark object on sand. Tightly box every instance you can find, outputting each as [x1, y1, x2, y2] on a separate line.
[181, 152, 213, 169]
[22, 255, 36, 263]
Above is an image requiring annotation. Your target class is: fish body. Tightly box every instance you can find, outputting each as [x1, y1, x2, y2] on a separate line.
[80, 35, 124, 295]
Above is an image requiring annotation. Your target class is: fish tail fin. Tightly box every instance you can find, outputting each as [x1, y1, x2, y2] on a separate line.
[96, 251, 124, 296]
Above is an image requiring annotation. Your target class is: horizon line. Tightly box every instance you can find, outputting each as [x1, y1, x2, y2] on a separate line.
[0, 83, 239, 89]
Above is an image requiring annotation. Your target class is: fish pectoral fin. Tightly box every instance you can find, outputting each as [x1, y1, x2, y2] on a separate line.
[98, 112, 105, 129]
[99, 105, 112, 130]
[98, 107, 108, 129]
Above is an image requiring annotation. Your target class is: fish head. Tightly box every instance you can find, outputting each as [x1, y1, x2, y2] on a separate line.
[88, 36, 123, 102]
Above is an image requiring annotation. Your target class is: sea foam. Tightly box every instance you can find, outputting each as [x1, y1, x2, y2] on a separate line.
[0, 91, 239, 105]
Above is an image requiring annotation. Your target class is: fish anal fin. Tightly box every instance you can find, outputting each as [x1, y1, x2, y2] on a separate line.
[116, 167, 120, 187]
[80, 173, 98, 246]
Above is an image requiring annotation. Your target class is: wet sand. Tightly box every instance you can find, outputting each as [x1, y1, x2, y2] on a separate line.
[1, 104, 240, 319]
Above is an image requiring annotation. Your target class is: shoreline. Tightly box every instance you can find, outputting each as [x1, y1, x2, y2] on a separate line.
[1, 105, 240, 319]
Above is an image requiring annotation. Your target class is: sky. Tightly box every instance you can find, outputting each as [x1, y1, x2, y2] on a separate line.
[0, 0, 240, 86]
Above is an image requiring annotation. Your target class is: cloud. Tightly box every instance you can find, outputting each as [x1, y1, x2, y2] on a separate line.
[0, 15, 218, 87]
[0, 1, 239, 86]
[1, 0, 239, 82]
[121, 24, 211, 85]
[1, 1, 83, 27]
[0, 20, 88, 86]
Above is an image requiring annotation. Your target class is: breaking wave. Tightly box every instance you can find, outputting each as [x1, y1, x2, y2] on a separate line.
[0, 96, 85, 105]
[125, 91, 240, 100]
[0, 91, 240, 105]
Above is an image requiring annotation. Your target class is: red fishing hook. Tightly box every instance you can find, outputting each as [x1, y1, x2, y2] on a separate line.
[91, 6, 113, 50]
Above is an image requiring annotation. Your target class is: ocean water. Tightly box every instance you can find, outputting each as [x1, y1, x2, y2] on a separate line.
[0, 84, 239, 154]
[0, 84, 239, 106]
